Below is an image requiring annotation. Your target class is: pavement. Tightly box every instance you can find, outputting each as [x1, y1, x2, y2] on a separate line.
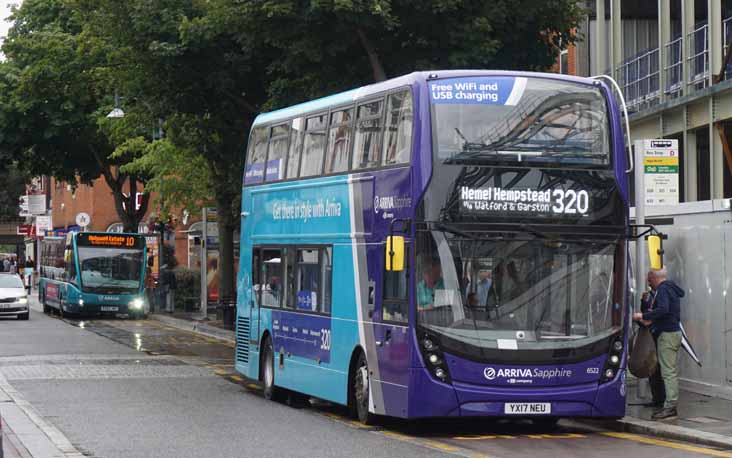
[0, 298, 731, 457]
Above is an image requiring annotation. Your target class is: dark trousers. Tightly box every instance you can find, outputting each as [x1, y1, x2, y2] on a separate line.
[649, 333, 666, 404]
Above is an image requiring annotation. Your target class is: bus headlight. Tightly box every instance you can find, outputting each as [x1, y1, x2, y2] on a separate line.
[609, 355, 620, 366]
[78, 299, 84, 306]
[129, 298, 144, 310]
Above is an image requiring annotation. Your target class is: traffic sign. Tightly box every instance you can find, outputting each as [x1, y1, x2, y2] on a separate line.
[75, 212, 91, 228]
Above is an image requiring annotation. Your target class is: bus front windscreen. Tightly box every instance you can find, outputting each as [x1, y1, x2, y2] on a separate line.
[430, 76, 610, 167]
[78, 247, 144, 294]
[416, 230, 623, 351]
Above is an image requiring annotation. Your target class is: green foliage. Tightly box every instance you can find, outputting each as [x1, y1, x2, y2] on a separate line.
[0, 0, 153, 231]
[0, 0, 582, 297]
[0, 162, 30, 220]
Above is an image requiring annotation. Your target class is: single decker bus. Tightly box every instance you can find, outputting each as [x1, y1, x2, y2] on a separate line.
[236, 70, 631, 424]
[39, 231, 148, 318]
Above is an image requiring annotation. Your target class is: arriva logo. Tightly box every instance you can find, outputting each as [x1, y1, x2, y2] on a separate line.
[483, 366, 573, 380]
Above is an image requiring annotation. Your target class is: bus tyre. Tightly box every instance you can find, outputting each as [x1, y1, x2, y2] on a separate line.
[261, 336, 284, 402]
[352, 352, 377, 425]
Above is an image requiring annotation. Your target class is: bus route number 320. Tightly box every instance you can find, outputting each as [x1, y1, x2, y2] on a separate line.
[552, 189, 589, 215]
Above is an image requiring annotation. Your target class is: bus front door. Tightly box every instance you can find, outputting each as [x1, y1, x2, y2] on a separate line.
[373, 248, 411, 417]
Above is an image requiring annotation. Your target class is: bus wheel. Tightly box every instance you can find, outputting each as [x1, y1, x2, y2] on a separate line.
[261, 336, 283, 402]
[352, 352, 377, 425]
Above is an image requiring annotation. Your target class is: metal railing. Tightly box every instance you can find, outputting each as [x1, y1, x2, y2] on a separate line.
[687, 22, 709, 90]
[616, 47, 660, 111]
[664, 36, 683, 98]
[723, 16, 732, 79]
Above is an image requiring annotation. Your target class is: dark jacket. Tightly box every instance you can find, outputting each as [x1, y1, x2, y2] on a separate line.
[642, 280, 684, 334]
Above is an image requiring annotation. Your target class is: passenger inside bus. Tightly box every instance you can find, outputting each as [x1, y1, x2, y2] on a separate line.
[416, 258, 444, 310]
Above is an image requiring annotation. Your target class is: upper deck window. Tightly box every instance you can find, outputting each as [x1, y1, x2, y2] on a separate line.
[244, 127, 269, 184]
[430, 77, 610, 168]
[266, 123, 290, 182]
[382, 90, 413, 165]
[324, 108, 354, 173]
[353, 100, 384, 169]
[301, 114, 328, 177]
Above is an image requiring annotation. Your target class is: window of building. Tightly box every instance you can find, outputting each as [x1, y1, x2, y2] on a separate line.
[245, 127, 269, 184]
[286, 118, 305, 179]
[382, 90, 413, 165]
[353, 100, 384, 169]
[266, 124, 289, 181]
[301, 114, 327, 177]
[324, 108, 354, 173]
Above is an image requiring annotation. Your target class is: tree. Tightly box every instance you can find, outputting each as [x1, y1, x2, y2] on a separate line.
[0, 163, 30, 220]
[226, 0, 583, 107]
[63, 0, 582, 302]
[0, 0, 151, 233]
[75, 0, 272, 302]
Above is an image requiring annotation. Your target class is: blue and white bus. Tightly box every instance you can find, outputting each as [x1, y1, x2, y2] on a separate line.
[236, 70, 631, 424]
[39, 232, 148, 318]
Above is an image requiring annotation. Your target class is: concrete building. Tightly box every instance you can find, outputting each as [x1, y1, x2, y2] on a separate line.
[569, 1, 732, 399]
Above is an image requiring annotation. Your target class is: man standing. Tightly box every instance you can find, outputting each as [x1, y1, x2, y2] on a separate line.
[633, 267, 685, 420]
[475, 270, 493, 308]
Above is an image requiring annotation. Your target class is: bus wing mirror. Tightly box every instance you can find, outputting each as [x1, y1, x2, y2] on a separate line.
[647, 234, 663, 270]
[385, 236, 405, 272]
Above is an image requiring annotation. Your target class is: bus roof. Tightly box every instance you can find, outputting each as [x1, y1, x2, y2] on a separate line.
[251, 70, 604, 128]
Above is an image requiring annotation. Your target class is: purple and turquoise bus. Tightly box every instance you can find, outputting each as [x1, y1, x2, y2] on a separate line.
[236, 70, 630, 424]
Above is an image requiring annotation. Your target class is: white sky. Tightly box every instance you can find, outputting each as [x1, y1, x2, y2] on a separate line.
[0, 2, 19, 40]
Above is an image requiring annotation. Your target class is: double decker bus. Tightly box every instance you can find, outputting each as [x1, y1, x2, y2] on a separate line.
[236, 70, 631, 424]
[39, 232, 148, 318]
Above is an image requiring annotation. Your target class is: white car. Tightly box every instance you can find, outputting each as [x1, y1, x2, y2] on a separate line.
[0, 274, 29, 320]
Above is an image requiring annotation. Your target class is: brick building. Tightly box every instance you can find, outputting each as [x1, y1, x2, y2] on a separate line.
[49, 176, 204, 268]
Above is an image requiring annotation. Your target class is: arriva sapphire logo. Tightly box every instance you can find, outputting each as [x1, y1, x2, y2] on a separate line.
[483, 366, 573, 382]
[101, 296, 120, 301]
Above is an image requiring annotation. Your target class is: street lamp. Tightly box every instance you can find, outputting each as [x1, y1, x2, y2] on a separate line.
[106, 92, 125, 119]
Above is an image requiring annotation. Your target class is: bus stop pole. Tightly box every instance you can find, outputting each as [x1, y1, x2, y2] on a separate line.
[633, 140, 646, 310]
[200, 207, 208, 319]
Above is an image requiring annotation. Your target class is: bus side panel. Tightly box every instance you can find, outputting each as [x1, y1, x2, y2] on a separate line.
[236, 177, 377, 407]
[235, 188, 257, 380]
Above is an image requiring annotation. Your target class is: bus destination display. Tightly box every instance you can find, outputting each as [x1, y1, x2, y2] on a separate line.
[77, 233, 145, 249]
[460, 186, 590, 216]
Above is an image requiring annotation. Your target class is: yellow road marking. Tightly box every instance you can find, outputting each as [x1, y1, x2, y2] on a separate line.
[526, 433, 586, 439]
[214, 369, 227, 375]
[453, 434, 516, 440]
[230, 375, 244, 382]
[602, 432, 732, 457]
[246, 383, 261, 390]
[421, 440, 461, 452]
[380, 432, 462, 453]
